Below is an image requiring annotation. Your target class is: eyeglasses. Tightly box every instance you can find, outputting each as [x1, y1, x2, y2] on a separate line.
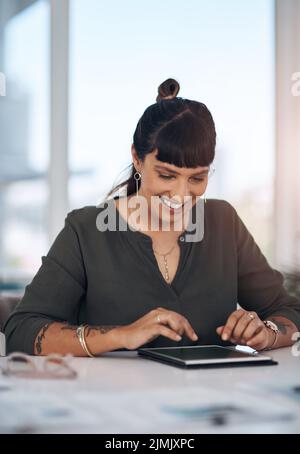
[1, 352, 77, 380]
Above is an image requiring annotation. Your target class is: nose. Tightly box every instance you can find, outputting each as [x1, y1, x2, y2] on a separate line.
[170, 180, 192, 204]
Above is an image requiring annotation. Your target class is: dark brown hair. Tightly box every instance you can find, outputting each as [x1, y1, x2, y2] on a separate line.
[106, 78, 216, 199]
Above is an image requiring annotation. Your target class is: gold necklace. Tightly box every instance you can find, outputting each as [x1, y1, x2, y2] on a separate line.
[125, 200, 177, 281]
[153, 242, 177, 282]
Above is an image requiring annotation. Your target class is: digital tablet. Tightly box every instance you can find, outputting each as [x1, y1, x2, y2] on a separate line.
[137, 345, 277, 368]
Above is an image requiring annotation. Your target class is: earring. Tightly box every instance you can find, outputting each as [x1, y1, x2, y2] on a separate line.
[134, 171, 141, 196]
[203, 193, 207, 204]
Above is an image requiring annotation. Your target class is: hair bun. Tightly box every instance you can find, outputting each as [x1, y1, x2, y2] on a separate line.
[156, 78, 180, 102]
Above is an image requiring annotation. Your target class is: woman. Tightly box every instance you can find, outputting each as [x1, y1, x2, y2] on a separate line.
[4, 78, 300, 357]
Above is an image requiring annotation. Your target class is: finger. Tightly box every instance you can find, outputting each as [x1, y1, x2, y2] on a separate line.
[241, 320, 264, 342]
[216, 326, 224, 336]
[168, 316, 197, 341]
[151, 310, 171, 327]
[226, 336, 247, 346]
[157, 313, 184, 335]
[221, 310, 246, 341]
[229, 337, 244, 345]
[232, 312, 258, 340]
[159, 311, 198, 341]
[157, 325, 182, 342]
[246, 330, 268, 350]
[182, 318, 198, 341]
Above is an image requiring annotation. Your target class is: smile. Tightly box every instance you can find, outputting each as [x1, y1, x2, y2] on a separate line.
[159, 196, 183, 210]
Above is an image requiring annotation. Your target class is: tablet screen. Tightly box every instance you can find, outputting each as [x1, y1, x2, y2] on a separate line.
[138, 345, 274, 366]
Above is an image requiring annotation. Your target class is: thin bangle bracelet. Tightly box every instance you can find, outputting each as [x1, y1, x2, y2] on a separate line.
[76, 324, 95, 358]
[263, 329, 278, 351]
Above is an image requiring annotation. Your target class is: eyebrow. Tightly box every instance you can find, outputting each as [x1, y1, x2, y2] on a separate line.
[154, 165, 209, 176]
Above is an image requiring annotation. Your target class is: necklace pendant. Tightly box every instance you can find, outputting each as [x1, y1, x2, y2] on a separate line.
[163, 256, 169, 281]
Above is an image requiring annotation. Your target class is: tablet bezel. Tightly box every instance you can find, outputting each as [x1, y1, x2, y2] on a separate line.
[138, 345, 274, 366]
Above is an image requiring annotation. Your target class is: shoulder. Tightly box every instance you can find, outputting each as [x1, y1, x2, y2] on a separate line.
[202, 199, 241, 241]
[205, 198, 237, 219]
[66, 205, 99, 223]
[188, 199, 253, 248]
[64, 203, 108, 233]
[65, 199, 117, 235]
[205, 199, 254, 245]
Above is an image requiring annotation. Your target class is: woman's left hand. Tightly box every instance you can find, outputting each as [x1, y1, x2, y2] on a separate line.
[216, 309, 274, 351]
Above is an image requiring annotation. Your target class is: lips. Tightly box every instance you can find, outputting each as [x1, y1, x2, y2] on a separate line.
[159, 196, 183, 210]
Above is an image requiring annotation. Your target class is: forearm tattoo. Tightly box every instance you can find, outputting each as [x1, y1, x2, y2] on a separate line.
[270, 318, 290, 335]
[61, 324, 77, 331]
[85, 325, 118, 336]
[35, 323, 51, 355]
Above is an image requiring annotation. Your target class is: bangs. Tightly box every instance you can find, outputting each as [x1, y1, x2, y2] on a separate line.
[154, 110, 215, 168]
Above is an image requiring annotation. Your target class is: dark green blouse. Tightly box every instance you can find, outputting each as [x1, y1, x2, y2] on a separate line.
[4, 198, 300, 354]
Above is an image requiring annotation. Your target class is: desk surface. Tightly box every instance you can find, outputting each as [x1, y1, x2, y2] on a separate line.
[0, 346, 300, 434]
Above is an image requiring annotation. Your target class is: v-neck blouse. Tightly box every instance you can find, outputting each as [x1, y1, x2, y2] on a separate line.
[4, 198, 300, 354]
[111, 196, 194, 294]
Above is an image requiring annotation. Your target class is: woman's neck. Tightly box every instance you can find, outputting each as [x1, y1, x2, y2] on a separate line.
[115, 194, 185, 238]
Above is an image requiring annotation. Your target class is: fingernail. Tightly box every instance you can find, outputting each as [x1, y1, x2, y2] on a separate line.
[193, 333, 198, 340]
[176, 335, 182, 341]
[222, 334, 228, 341]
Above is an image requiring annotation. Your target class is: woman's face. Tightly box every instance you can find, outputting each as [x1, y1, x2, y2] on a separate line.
[131, 147, 210, 228]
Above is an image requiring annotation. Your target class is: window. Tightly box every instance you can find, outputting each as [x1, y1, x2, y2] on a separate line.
[0, 0, 276, 283]
[0, 0, 49, 282]
[69, 0, 275, 260]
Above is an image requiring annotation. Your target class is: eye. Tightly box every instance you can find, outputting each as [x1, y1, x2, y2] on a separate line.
[191, 177, 205, 183]
[158, 174, 207, 182]
[159, 174, 175, 180]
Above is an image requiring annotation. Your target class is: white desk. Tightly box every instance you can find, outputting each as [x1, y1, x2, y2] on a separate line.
[0, 346, 300, 434]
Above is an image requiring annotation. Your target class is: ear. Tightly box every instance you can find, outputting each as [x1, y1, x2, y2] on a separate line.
[131, 144, 141, 171]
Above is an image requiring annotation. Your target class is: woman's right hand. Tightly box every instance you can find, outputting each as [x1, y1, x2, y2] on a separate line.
[116, 307, 198, 350]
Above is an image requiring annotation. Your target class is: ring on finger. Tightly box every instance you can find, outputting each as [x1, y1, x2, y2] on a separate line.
[248, 313, 255, 320]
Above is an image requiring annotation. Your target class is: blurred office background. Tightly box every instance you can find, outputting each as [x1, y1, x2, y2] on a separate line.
[0, 0, 299, 291]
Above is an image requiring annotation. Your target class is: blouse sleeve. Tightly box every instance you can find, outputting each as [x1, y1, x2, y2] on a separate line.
[3, 211, 87, 354]
[233, 206, 300, 331]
